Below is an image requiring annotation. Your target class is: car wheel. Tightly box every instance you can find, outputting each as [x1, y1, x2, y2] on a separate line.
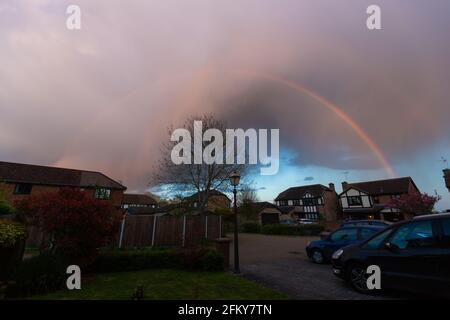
[346, 263, 373, 294]
[311, 249, 325, 264]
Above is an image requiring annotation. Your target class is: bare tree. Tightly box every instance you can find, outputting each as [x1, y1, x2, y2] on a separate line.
[237, 184, 260, 207]
[150, 114, 248, 212]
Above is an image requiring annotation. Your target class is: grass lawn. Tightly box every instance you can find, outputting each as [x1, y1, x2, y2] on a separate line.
[31, 269, 288, 300]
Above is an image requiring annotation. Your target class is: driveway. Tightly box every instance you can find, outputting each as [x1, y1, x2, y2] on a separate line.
[229, 233, 406, 300]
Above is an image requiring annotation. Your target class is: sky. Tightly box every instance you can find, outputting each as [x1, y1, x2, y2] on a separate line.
[1, 0, 449, 209]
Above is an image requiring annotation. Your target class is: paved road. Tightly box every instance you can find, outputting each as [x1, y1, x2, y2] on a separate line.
[229, 233, 405, 300]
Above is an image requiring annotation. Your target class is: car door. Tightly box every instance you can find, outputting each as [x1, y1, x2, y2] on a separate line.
[324, 228, 358, 258]
[374, 219, 442, 294]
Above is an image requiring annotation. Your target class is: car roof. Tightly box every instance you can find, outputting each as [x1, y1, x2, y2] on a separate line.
[339, 225, 384, 230]
[413, 212, 450, 220]
[343, 219, 390, 224]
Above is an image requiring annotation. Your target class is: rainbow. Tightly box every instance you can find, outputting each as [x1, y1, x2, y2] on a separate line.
[230, 69, 396, 178]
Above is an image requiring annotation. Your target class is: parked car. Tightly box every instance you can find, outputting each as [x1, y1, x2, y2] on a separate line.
[306, 225, 384, 264]
[280, 219, 295, 225]
[331, 213, 450, 298]
[298, 218, 316, 225]
[341, 220, 392, 228]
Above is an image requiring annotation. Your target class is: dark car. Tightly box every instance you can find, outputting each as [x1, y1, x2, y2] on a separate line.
[332, 213, 450, 298]
[306, 225, 384, 264]
[341, 220, 392, 228]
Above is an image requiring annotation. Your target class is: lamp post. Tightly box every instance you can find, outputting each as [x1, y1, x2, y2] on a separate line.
[230, 170, 241, 274]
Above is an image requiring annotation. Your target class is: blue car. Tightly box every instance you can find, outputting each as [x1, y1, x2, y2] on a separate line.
[306, 225, 385, 264]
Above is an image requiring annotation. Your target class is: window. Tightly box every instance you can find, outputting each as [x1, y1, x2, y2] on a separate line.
[302, 198, 317, 206]
[389, 221, 436, 249]
[441, 218, 450, 246]
[347, 196, 362, 206]
[14, 183, 33, 195]
[293, 199, 300, 206]
[360, 228, 380, 240]
[373, 196, 380, 204]
[362, 229, 393, 249]
[330, 228, 358, 242]
[94, 188, 112, 200]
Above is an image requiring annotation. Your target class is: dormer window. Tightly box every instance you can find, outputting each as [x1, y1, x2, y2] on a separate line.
[94, 188, 112, 200]
[14, 183, 33, 195]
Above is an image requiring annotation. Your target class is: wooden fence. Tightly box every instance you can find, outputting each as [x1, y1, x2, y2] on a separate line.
[118, 214, 223, 248]
[24, 213, 223, 249]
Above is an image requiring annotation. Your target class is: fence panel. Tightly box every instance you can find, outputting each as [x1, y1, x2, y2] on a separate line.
[121, 215, 155, 247]
[154, 216, 183, 247]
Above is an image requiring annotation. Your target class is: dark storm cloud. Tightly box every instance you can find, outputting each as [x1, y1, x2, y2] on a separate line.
[1, 0, 450, 190]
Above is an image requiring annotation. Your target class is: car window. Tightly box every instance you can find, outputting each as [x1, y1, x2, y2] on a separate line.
[360, 228, 379, 240]
[362, 229, 393, 249]
[330, 228, 357, 242]
[389, 221, 436, 249]
[441, 218, 450, 246]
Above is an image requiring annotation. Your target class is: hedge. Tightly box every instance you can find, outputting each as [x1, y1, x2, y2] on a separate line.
[5, 247, 225, 298]
[260, 224, 324, 236]
[240, 222, 260, 233]
[6, 253, 70, 298]
[87, 247, 224, 273]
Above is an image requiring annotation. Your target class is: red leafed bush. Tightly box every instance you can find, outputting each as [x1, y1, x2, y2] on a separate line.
[17, 188, 122, 265]
[387, 192, 441, 216]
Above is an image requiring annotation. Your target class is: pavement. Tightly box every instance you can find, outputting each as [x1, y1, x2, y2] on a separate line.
[229, 233, 407, 300]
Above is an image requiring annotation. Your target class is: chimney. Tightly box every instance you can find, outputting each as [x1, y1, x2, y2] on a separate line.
[341, 181, 348, 191]
[328, 183, 335, 191]
[444, 169, 450, 192]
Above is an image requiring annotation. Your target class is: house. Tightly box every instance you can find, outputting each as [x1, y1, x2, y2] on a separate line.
[0, 161, 126, 208]
[185, 190, 231, 211]
[339, 177, 420, 221]
[122, 193, 158, 210]
[274, 183, 341, 224]
[239, 201, 284, 225]
[444, 169, 450, 193]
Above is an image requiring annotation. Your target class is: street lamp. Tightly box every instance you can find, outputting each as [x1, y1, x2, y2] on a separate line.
[230, 170, 241, 274]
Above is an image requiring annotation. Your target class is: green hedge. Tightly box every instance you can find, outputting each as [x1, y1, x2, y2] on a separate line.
[260, 224, 324, 236]
[240, 222, 261, 233]
[6, 247, 224, 298]
[87, 247, 224, 273]
[6, 254, 70, 298]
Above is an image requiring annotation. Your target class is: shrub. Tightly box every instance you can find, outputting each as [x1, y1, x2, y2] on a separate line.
[240, 222, 260, 233]
[0, 188, 15, 216]
[6, 254, 70, 298]
[200, 249, 224, 271]
[0, 220, 26, 248]
[260, 224, 324, 236]
[16, 188, 122, 265]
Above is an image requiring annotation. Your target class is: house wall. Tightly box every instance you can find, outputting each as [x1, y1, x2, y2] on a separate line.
[322, 190, 341, 223]
[1, 182, 124, 208]
[206, 195, 231, 211]
[444, 169, 450, 192]
[340, 188, 372, 209]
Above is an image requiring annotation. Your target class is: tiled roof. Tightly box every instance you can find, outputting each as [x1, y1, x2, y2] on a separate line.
[0, 161, 126, 190]
[275, 184, 331, 201]
[343, 177, 418, 196]
[123, 194, 157, 205]
[238, 201, 280, 213]
[186, 190, 231, 202]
